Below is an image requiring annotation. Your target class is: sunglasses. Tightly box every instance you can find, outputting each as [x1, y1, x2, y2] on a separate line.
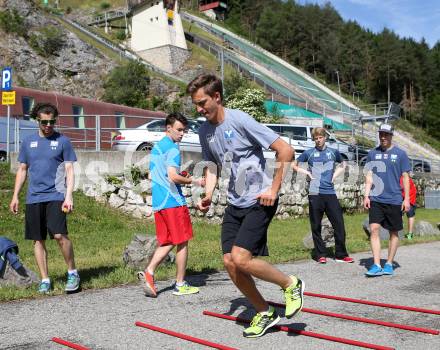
[38, 119, 56, 126]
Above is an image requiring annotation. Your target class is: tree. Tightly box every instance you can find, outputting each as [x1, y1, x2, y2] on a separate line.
[424, 93, 440, 139]
[223, 70, 253, 99]
[103, 61, 150, 108]
[226, 88, 279, 123]
[29, 27, 65, 57]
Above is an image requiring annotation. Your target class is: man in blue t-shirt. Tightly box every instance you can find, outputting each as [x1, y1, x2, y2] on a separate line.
[138, 113, 203, 298]
[363, 123, 411, 277]
[293, 127, 353, 264]
[187, 74, 305, 339]
[9, 103, 80, 294]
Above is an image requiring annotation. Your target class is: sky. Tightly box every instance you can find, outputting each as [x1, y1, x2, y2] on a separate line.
[296, 0, 440, 48]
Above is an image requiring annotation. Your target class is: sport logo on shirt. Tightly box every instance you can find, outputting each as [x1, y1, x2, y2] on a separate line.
[50, 141, 59, 150]
[224, 130, 234, 140]
[207, 133, 216, 143]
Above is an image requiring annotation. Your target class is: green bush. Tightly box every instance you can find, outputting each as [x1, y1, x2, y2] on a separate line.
[0, 9, 26, 37]
[103, 61, 150, 108]
[29, 27, 65, 57]
[226, 87, 280, 123]
[115, 29, 127, 41]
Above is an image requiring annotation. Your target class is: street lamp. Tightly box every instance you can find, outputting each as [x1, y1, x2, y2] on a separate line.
[335, 70, 341, 95]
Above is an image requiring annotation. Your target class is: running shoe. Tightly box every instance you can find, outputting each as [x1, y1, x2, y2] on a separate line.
[405, 232, 413, 240]
[137, 271, 157, 297]
[243, 307, 280, 338]
[317, 257, 327, 264]
[382, 263, 394, 276]
[284, 276, 305, 318]
[38, 281, 51, 294]
[365, 264, 383, 277]
[335, 257, 355, 263]
[172, 281, 199, 296]
[65, 272, 80, 292]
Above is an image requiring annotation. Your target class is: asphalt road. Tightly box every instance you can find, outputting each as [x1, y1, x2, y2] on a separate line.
[1, 242, 439, 350]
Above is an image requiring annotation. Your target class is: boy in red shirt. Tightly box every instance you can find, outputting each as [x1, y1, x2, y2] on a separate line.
[400, 175, 417, 239]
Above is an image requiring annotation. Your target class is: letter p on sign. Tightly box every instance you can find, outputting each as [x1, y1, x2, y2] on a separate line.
[2, 67, 12, 91]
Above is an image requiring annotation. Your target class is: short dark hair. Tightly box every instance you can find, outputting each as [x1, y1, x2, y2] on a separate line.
[30, 102, 59, 120]
[166, 112, 188, 127]
[186, 74, 223, 101]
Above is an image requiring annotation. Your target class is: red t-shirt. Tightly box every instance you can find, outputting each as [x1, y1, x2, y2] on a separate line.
[400, 176, 417, 205]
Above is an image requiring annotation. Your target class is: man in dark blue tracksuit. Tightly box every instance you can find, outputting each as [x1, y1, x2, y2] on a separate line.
[292, 127, 353, 264]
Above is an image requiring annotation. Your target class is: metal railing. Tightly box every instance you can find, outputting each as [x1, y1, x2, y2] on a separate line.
[57, 15, 188, 84]
[2, 114, 438, 173]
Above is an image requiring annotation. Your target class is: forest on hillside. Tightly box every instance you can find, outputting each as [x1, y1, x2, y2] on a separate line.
[182, 0, 440, 139]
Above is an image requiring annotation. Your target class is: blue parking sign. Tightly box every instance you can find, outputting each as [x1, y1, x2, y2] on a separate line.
[1, 67, 12, 91]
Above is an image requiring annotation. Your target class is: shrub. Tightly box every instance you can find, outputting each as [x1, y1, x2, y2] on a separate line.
[29, 27, 65, 57]
[0, 9, 26, 37]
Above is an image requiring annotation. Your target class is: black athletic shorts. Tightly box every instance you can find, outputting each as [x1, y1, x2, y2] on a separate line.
[221, 200, 278, 256]
[25, 201, 68, 240]
[369, 201, 403, 232]
[405, 204, 416, 218]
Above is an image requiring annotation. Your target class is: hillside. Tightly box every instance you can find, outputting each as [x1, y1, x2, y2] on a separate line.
[0, 0, 117, 99]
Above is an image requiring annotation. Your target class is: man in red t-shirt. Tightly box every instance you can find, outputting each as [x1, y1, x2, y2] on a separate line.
[400, 175, 417, 239]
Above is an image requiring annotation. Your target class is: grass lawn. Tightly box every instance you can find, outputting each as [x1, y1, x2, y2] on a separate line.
[1, 163, 439, 301]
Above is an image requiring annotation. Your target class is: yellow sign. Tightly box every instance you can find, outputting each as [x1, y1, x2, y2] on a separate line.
[2, 91, 16, 105]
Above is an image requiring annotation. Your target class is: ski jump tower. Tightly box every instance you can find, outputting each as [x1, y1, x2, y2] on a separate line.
[129, 0, 189, 73]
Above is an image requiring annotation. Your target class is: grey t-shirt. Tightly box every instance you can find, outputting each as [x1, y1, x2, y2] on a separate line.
[198, 108, 279, 208]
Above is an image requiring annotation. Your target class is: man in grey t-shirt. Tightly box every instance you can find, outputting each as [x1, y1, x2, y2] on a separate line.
[187, 74, 305, 338]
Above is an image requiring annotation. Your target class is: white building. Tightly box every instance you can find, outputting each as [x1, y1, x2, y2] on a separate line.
[129, 0, 189, 73]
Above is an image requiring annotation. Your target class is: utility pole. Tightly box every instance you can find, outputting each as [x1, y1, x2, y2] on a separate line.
[220, 48, 225, 95]
[335, 70, 341, 95]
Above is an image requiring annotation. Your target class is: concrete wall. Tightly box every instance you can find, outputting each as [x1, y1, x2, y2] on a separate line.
[131, 1, 187, 52]
[137, 45, 190, 73]
[9, 150, 440, 221]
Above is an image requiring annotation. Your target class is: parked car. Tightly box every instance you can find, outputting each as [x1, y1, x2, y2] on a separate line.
[0, 117, 39, 161]
[111, 119, 202, 153]
[356, 147, 431, 173]
[263, 123, 355, 160]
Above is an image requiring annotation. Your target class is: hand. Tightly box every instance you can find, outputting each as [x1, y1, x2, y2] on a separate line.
[402, 199, 410, 213]
[363, 196, 370, 209]
[197, 196, 212, 213]
[62, 198, 74, 213]
[9, 197, 19, 214]
[256, 188, 278, 206]
[306, 171, 315, 180]
[191, 176, 205, 187]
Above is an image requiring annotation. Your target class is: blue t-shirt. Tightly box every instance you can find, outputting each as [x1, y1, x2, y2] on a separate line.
[18, 132, 77, 204]
[150, 136, 186, 212]
[198, 108, 279, 208]
[365, 145, 411, 205]
[296, 146, 342, 195]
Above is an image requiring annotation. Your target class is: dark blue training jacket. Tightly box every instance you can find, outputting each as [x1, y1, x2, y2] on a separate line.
[0, 237, 22, 276]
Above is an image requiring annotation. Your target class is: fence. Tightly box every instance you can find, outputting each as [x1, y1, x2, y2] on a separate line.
[2, 114, 437, 174]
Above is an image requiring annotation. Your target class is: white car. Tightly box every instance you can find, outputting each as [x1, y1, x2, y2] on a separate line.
[112, 119, 202, 153]
[264, 123, 355, 161]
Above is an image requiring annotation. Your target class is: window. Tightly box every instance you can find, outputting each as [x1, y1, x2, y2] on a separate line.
[281, 126, 307, 141]
[115, 112, 126, 129]
[22, 96, 34, 120]
[187, 121, 200, 133]
[72, 105, 85, 129]
[266, 125, 281, 133]
[147, 120, 166, 132]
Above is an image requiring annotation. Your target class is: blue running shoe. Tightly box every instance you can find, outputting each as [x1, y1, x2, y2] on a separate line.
[38, 281, 51, 294]
[65, 273, 81, 292]
[383, 263, 394, 275]
[365, 264, 383, 277]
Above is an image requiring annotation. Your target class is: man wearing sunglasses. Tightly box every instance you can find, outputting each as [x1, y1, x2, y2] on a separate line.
[9, 103, 80, 294]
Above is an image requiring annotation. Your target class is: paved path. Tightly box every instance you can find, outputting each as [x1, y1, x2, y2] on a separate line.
[1, 242, 440, 350]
